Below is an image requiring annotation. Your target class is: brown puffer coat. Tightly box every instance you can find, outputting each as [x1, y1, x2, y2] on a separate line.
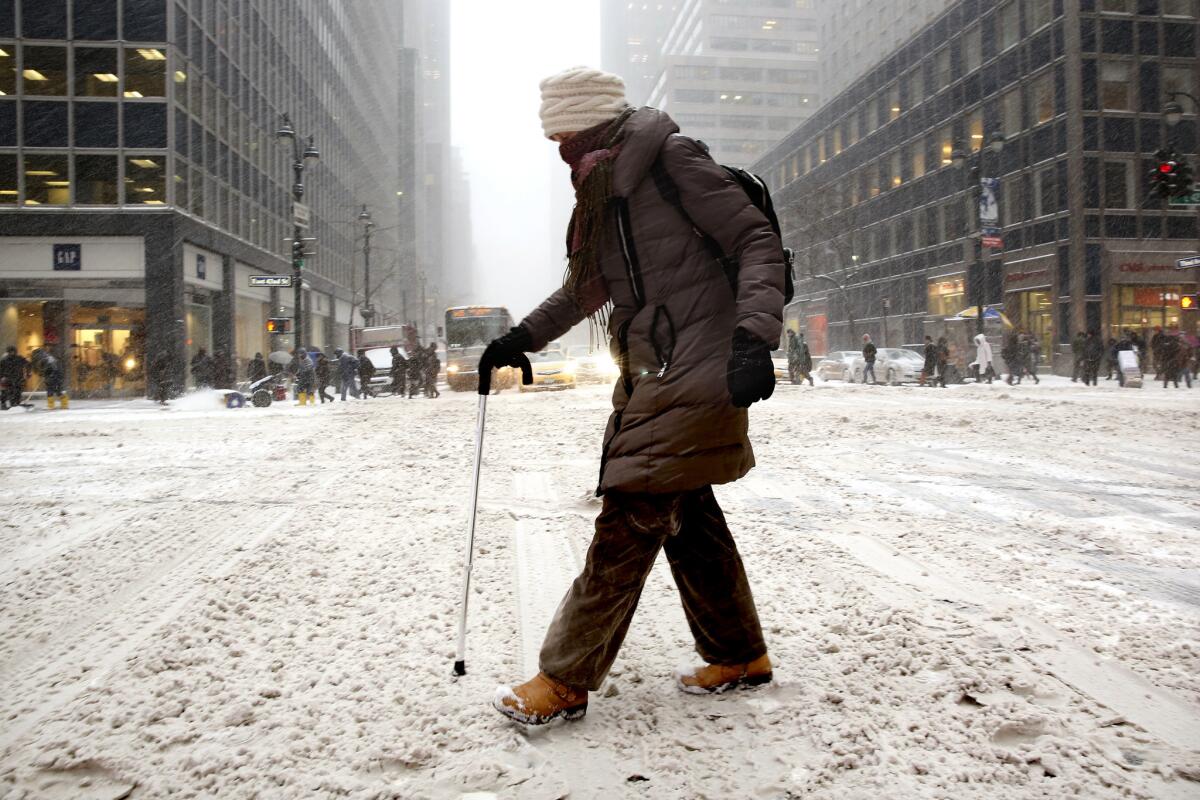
[520, 107, 785, 495]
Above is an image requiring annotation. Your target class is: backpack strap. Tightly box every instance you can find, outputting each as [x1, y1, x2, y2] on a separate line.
[649, 156, 738, 295]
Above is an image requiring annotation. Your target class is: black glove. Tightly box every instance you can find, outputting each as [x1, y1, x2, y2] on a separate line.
[479, 326, 532, 373]
[727, 328, 775, 408]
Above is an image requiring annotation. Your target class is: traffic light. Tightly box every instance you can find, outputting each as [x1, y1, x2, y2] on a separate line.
[1182, 293, 1198, 311]
[266, 317, 292, 334]
[1151, 149, 1194, 198]
[291, 239, 305, 265]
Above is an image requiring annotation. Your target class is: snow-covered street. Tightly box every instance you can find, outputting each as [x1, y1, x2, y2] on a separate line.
[1, 379, 1198, 799]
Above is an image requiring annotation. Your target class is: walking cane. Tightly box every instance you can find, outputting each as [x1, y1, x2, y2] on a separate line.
[453, 356, 532, 677]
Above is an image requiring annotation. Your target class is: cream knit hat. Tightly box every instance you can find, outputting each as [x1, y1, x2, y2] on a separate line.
[539, 66, 629, 139]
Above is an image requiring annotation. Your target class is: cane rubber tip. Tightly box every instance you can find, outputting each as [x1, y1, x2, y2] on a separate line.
[453, 660, 466, 677]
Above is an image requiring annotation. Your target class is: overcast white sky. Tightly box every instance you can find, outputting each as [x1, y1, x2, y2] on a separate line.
[449, 0, 600, 321]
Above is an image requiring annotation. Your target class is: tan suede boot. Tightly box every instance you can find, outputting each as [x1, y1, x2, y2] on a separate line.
[675, 653, 773, 694]
[492, 672, 588, 725]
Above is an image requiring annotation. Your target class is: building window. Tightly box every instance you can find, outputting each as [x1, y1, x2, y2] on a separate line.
[887, 83, 901, 121]
[848, 115, 859, 145]
[123, 102, 166, 147]
[1103, 161, 1132, 208]
[0, 46, 15, 95]
[1026, 0, 1052, 30]
[0, 153, 16, 204]
[1000, 88, 1022, 136]
[22, 46, 68, 96]
[1036, 167, 1056, 216]
[75, 101, 119, 147]
[126, 155, 165, 204]
[1100, 0, 1132, 11]
[76, 154, 119, 204]
[23, 154, 70, 205]
[22, 0, 67, 39]
[911, 141, 926, 178]
[24, 100, 67, 146]
[865, 99, 878, 133]
[962, 25, 982, 73]
[1099, 61, 1131, 110]
[928, 278, 966, 316]
[939, 126, 954, 166]
[124, 47, 166, 97]
[1162, 0, 1195, 15]
[933, 48, 952, 92]
[889, 151, 902, 187]
[967, 109, 984, 152]
[74, 0, 118, 40]
[75, 47, 119, 97]
[1163, 66, 1194, 100]
[123, 0, 168, 41]
[1030, 71, 1055, 124]
[907, 68, 924, 107]
[998, 1, 1020, 51]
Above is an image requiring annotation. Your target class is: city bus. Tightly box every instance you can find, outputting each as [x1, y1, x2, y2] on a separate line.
[444, 306, 516, 392]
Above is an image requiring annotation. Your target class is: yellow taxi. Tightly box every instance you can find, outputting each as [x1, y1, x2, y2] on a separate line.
[519, 349, 577, 391]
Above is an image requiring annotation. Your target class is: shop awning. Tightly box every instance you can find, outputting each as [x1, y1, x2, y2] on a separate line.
[951, 306, 1014, 327]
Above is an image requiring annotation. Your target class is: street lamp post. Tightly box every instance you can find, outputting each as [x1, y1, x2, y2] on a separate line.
[953, 132, 1006, 335]
[275, 113, 319, 348]
[358, 205, 375, 327]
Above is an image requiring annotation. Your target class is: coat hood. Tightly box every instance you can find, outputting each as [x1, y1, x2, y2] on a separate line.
[974, 333, 986, 345]
[611, 107, 680, 198]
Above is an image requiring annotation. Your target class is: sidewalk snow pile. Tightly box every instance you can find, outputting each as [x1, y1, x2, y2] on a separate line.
[0, 380, 1197, 799]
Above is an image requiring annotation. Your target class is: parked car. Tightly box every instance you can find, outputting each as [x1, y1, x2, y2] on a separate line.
[519, 349, 577, 391]
[566, 345, 618, 384]
[815, 351, 858, 382]
[849, 348, 925, 385]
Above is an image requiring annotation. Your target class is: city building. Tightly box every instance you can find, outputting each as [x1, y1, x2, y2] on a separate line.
[753, 0, 1199, 369]
[603, 0, 821, 169]
[818, 0, 955, 99]
[0, 0, 405, 397]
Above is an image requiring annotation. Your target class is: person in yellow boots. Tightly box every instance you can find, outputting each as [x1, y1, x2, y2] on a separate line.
[35, 349, 68, 409]
[293, 347, 316, 406]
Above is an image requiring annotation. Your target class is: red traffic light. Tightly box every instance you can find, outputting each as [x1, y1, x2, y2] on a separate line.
[1159, 162, 1176, 174]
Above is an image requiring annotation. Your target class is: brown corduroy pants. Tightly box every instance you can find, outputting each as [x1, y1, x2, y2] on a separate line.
[538, 486, 767, 691]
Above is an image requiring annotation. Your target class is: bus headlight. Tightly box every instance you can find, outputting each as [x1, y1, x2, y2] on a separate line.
[447, 364, 459, 374]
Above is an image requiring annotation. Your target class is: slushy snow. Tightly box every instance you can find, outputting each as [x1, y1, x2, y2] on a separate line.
[0, 377, 1198, 798]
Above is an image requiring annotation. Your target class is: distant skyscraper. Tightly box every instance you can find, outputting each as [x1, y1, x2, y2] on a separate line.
[602, 0, 822, 168]
[818, 0, 955, 98]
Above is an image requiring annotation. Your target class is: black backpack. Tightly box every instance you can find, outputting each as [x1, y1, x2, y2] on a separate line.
[646, 137, 795, 304]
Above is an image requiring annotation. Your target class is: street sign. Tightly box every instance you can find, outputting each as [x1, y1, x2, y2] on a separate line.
[249, 275, 294, 288]
[293, 202, 311, 230]
[1177, 255, 1200, 270]
[1168, 190, 1200, 206]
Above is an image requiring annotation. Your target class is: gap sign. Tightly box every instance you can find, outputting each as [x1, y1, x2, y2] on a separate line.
[53, 243, 81, 271]
[249, 275, 294, 288]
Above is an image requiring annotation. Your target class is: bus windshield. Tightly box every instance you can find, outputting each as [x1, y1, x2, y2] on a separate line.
[445, 307, 512, 348]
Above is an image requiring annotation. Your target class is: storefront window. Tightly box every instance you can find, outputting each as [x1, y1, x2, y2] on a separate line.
[125, 155, 165, 204]
[70, 305, 147, 397]
[1009, 290, 1054, 360]
[928, 277, 965, 316]
[0, 153, 16, 204]
[24, 154, 70, 205]
[1111, 286, 1185, 334]
[22, 45, 68, 95]
[186, 301, 212, 381]
[76, 154, 119, 204]
[124, 46, 165, 97]
[0, 301, 47, 359]
[75, 47, 119, 97]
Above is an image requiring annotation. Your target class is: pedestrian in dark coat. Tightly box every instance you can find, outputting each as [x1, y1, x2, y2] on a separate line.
[1070, 331, 1086, 382]
[0, 346, 30, 408]
[1002, 332, 1021, 384]
[480, 71, 783, 724]
[1025, 335, 1041, 384]
[357, 349, 376, 398]
[1159, 334, 1191, 389]
[935, 336, 951, 387]
[190, 347, 212, 388]
[149, 350, 173, 404]
[407, 346, 425, 398]
[1082, 331, 1105, 386]
[1150, 326, 1166, 378]
[292, 348, 316, 404]
[785, 330, 812, 385]
[1105, 338, 1118, 380]
[920, 336, 936, 386]
[247, 352, 268, 383]
[334, 347, 359, 400]
[423, 344, 440, 398]
[861, 334, 878, 384]
[315, 353, 334, 402]
[35, 350, 67, 408]
[389, 346, 407, 396]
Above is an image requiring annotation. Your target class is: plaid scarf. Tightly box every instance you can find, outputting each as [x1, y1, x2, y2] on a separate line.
[559, 107, 634, 315]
